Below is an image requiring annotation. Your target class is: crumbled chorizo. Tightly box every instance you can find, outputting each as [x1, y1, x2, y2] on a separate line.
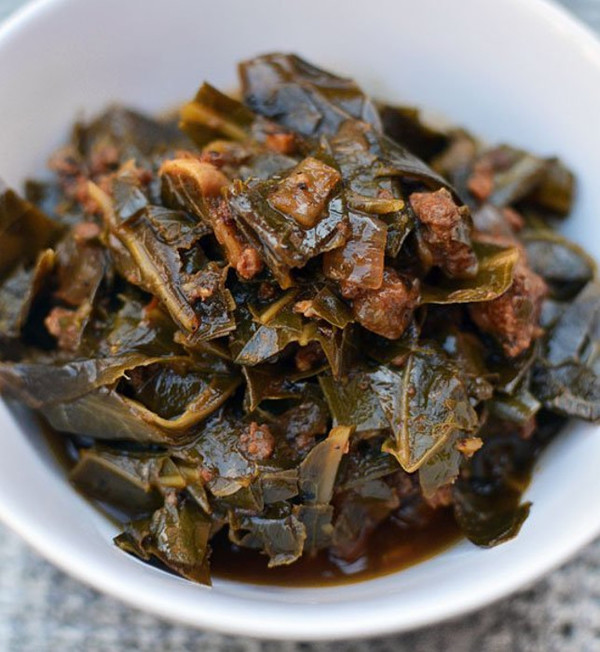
[265, 132, 296, 155]
[44, 305, 88, 352]
[48, 145, 84, 177]
[469, 259, 547, 357]
[467, 159, 494, 201]
[72, 176, 102, 213]
[48, 153, 92, 209]
[293, 300, 317, 318]
[236, 246, 263, 280]
[181, 267, 223, 302]
[199, 466, 215, 483]
[48, 144, 151, 215]
[342, 268, 419, 340]
[239, 422, 275, 461]
[410, 188, 479, 279]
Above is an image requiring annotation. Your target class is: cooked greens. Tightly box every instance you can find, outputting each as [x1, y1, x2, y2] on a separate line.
[0, 53, 598, 586]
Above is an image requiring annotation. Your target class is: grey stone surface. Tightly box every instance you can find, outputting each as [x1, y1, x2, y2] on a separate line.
[1, 0, 600, 650]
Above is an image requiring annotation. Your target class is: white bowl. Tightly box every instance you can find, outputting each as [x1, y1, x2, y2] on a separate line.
[1, 0, 600, 641]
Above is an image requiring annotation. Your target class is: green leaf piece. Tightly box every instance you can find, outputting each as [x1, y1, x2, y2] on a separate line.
[369, 345, 479, 472]
[421, 243, 519, 305]
[0, 53, 591, 586]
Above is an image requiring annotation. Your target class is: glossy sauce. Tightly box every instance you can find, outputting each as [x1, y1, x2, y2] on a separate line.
[210, 510, 461, 587]
[42, 423, 462, 587]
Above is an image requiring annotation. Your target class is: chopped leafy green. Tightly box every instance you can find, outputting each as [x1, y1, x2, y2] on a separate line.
[453, 433, 533, 547]
[70, 448, 164, 514]
[228, 177, 348, 286]
[305, 286, 353, 329]
[229, 506, 307, 567]
[522, 228, 595, 287]
[240, 53, 382, 136]
[0, 181, 62, 279]
[319, 372, 387, 432]
[421, 243, 519, 305]
[116, 498, 212, 584]
[369, 345, 479, 472]
[180, 82, 256, 146]
[299, 426, 352, 504]
[0, 53, 592, 586]
[0, 249, 55, 341]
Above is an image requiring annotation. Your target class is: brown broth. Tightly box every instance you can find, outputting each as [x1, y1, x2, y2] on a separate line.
[40, 423, 462, 587]
[210, 510, 461, 587]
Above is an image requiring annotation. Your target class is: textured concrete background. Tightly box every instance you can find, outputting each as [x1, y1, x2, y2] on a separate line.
[1, 0, 600, 650]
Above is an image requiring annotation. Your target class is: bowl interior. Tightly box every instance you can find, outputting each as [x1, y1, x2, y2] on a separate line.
[1, 0, 600, 640]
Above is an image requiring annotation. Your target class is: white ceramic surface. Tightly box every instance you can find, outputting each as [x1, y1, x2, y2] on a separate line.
[1, 0, 600, 640]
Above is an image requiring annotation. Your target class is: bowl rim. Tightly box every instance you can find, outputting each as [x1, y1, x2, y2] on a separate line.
[1, 0, 600, 641]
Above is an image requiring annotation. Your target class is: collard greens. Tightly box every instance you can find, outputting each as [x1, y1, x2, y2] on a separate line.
[0, 53, 597, 585]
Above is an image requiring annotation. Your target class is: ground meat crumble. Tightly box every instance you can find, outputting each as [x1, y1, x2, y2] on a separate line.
[410, 187, 479, 279]
[341, 268, 420, 340]
[239, 422, 275, 461]
[469, 259, 548, 357]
